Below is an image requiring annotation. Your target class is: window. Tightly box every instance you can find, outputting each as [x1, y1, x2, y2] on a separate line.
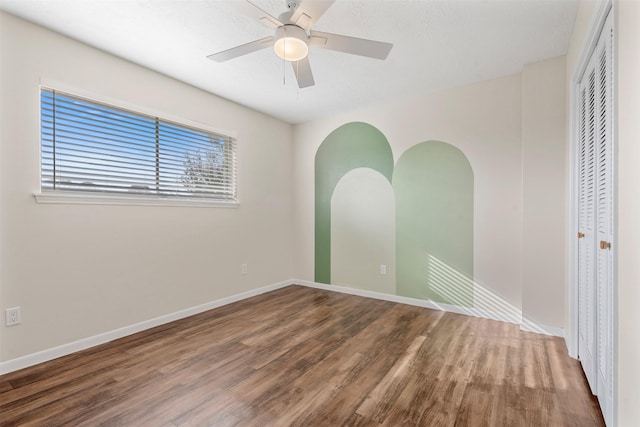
[39, 88, 237, 205]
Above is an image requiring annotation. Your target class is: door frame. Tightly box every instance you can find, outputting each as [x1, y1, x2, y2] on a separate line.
[567, 0, 616, 424]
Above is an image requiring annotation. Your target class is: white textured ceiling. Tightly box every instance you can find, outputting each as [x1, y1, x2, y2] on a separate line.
[0, 0, 578, 124]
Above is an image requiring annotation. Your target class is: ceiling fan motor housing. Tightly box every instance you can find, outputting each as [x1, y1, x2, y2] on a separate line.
[273, 25, 309, 61]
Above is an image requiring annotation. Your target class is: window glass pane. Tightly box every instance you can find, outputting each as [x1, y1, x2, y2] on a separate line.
[160, 122, 232, 197]
[40, 88, 236, 201]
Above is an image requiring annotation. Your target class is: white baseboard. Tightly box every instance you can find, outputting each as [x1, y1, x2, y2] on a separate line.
[520, 317, 566, 338]
[293, 279, 564, 338]
[0, 280, 293, 375]
[0, 278, 564, 375]
[294, 279, 522, 324]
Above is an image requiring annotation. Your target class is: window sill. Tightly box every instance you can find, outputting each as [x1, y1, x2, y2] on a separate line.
[33, 191, 239, 208]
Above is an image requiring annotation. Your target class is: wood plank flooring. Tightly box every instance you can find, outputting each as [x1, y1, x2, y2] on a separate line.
[0, 285, 604, 426]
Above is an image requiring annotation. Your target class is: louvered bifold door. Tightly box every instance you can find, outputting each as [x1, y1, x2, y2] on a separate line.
[595, 12, 614, 426]
[577, 56, 598, 394]
[575, 10, 614, 426]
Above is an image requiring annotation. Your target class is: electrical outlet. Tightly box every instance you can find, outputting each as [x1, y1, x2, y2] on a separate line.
[241, 263, 248, 275]
[5, 307, 21, 326]
[380, 264, 387, 275]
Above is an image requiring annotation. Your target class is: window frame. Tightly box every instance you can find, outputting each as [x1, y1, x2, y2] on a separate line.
[34, 83, 239, 208]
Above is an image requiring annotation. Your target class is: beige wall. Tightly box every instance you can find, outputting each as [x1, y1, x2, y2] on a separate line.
[293, 64, 567, 331]
[0, 12, 294, 362]
[615, 1, 640, 425]
[522, 56, 567, 329]
[294, 72, 563, 325]
[0, 12, 4, 362]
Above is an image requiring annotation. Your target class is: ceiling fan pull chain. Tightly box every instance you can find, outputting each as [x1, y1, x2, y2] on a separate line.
[283, 38, 287, 86]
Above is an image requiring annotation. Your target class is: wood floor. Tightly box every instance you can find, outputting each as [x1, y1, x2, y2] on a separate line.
[0, 285, 604, 426]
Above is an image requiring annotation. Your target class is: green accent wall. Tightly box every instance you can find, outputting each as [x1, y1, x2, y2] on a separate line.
[314, 122, 394, 284]
[393, 141, 474, 306]
[314, 124, 474, 308]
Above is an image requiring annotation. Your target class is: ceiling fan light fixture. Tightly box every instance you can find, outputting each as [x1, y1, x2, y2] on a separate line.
[273, 25, 308, 62]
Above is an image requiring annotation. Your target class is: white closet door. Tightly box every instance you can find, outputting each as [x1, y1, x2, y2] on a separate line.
[577, 60, 598, 394]
[576, 10, 614, 426]
[595, 12, 614, 426]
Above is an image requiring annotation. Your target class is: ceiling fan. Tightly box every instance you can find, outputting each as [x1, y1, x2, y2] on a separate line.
[207, 0, 393, 88]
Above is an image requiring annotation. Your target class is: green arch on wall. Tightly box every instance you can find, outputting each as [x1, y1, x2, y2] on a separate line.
[315, 122, 394, 284]
[393, 141, 474, 306]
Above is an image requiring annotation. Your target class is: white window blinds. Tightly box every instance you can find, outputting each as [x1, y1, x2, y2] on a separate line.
[40, 88, 237, 202]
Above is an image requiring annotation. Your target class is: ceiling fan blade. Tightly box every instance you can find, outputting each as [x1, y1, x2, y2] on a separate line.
[309, 30, 393, 60]
[291, 0, 335, 31]
[292, 57, 315, 88]
[207, 37, 273, 62]
[234, 1, 283, 29]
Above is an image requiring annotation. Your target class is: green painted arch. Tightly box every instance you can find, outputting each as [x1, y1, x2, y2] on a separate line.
[315, 122, 394, 284]
[393, 141, 474, 306]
